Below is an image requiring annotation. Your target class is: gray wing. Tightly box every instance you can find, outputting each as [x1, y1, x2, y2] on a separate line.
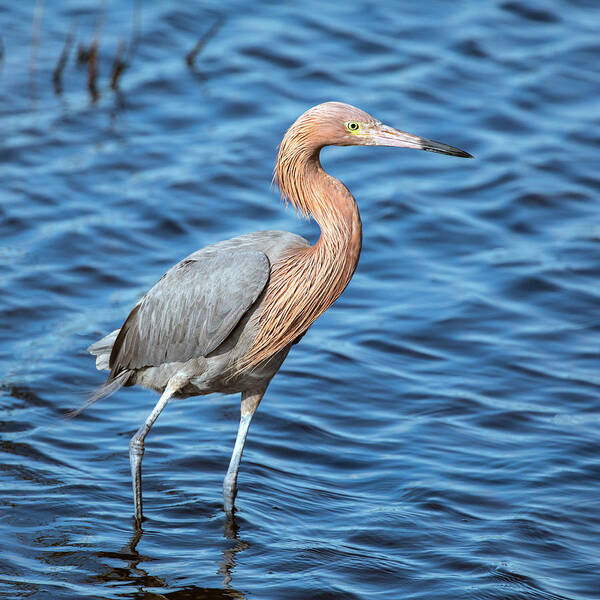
[108, 250, 270, 377]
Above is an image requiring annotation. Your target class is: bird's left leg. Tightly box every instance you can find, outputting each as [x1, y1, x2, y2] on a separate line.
[223, 389, 265, 515]
[129, 373, 188, 523]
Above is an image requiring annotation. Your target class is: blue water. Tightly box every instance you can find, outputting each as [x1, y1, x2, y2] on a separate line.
[1, 1, 599, 598]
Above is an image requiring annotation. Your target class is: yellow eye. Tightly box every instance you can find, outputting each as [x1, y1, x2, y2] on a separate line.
[346, 121, 361, 133]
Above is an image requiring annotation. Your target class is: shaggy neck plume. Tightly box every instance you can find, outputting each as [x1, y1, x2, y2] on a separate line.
[239, 128, 362, 371]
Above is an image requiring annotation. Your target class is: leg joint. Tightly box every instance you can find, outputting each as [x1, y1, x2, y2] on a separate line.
[240, 390, 264, 418]
[129, 437, 145, 456]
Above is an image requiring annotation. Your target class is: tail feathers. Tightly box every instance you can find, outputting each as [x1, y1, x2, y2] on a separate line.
[94, 353, 111, 371]
[88, 329, 120, 371]
[67, 370, 130, 418]
[88, 328, 120, 354]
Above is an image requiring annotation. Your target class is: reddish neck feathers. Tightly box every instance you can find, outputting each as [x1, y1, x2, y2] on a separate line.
[239, 133, 362, 372]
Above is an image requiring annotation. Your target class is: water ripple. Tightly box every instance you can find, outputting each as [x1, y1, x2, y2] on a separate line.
[1, 0, 599, 599]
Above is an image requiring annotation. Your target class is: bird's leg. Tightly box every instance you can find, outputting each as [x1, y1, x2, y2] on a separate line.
[129, 375, 185, 523]
[223, 389, 264, 515]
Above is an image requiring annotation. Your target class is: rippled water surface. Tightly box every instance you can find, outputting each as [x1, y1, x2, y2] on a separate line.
[1, 1, 599, 598]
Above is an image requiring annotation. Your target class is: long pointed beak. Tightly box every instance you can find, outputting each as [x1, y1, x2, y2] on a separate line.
[375, 125, 473, 158]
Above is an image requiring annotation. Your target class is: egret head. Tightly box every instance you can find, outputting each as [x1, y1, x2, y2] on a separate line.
[287, 101, 473, 158]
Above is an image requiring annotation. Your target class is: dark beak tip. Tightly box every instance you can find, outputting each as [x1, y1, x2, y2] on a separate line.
[422, 141, 474, 159]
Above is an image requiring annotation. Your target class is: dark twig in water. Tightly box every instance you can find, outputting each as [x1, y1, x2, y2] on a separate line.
[83, 0, 105, 102]
[87, 39, 99, 102]
[53, 22, 75, 96]
[29, 0, 45, 101]
[186, 15, 224, 70]
[110, 0, 140, 92]
[110, 40, 126, 90]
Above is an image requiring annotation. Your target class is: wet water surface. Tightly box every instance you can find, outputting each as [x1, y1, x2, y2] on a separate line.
[1, 1, 599, 599]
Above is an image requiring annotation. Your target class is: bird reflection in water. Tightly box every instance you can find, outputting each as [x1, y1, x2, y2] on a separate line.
[219, 514, 250, 589]
[93, 516, 247, 598]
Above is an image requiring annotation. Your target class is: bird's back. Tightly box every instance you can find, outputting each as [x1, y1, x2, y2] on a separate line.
[89, 230, 309, 398]
[186, 230, 308, 261]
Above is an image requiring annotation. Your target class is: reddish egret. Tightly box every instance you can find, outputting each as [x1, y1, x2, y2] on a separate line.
[87, 102, 472, 521]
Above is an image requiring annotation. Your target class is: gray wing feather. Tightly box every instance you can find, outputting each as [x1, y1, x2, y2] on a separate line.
[109, 250, 270, 375]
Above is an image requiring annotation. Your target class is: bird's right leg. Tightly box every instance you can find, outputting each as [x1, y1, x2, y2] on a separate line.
[223, 389, 265, 515]
[129, 374, 186, 523]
